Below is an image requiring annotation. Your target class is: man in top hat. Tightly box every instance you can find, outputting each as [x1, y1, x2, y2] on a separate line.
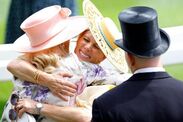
[91, 6, 183, 122]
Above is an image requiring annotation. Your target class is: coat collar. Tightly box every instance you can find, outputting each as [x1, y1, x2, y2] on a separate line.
[134, 67, 165, 74]
[128, 72, 170, 81]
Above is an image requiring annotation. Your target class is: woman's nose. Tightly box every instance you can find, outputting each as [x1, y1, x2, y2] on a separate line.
[84, 43, 92, 52]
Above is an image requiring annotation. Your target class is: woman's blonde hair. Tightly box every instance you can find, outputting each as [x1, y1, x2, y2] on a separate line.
[18, 53, 60, 73]
[31, 53, 60, 73]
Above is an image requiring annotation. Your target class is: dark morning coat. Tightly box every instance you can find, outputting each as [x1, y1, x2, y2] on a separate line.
[92, 72, 183, 122]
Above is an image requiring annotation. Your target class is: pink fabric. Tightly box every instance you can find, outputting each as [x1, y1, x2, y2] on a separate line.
[13, 5, 88, 53]
[69, 78, 86, 106]
[76, 79, 86, 95]
[21, 6, 70, 47]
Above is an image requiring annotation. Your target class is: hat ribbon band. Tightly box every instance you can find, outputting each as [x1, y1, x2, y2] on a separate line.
[97, 23, 117, 50]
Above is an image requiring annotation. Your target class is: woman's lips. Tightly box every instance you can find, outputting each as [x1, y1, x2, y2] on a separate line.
[79, 50, 90, 59]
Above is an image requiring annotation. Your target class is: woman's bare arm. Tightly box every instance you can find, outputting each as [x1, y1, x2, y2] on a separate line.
[17, 99, 91, 122]
[7, 58, 77, 100]
[7, 57, 39, 83]
[42, 104, 91, 122]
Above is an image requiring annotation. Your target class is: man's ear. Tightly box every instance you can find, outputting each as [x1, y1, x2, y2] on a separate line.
[126, 52, 135, 66]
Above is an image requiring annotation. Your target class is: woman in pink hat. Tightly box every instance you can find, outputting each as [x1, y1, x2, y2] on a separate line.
[1, 5, 130, 122]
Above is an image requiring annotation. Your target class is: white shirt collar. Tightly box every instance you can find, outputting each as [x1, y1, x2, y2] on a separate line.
[134, 67, 165, 74]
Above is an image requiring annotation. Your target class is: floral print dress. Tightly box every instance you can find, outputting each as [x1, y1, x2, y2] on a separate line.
[11, 53, 130, 105]
[1, 53, 131, 122]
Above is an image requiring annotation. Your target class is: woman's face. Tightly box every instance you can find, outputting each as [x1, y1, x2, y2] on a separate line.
[75, 30, 106, 64]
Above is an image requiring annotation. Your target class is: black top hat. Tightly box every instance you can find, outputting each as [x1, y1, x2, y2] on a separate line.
[115, 6, 170, 58]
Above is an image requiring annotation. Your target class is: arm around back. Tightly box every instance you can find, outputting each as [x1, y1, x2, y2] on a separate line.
[7, 57, 77, 100]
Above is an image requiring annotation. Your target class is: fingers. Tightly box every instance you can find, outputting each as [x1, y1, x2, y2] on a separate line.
[51, 86, 74, 101]
[48, 74, 79, 100]
[52, 74, 77, 90]
[18, 106, 25, 118]
[57, 72, 73, 78]
[54, 93, 69, 101]
[62, 81, 77, 92]
[53, 78, 77, 93]
[50, 82, 76, 95]
[15, 102, 23, 111]
[16, 99, 38, 115]
[61, 86, 75, 96]
[16, 100, 25, 118]
[51, 82, 77, 101]
[57, 80, 77, 96]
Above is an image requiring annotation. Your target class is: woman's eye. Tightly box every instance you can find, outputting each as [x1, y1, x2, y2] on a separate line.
[83, 37, 89, 42]
[94, 45, 100, 49]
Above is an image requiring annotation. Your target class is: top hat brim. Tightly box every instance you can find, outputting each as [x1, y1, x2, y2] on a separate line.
[115, 29, 170, 58]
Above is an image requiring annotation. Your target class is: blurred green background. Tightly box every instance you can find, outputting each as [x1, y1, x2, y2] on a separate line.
[1, 0, 183, 118]
[1, 0, 183, 43]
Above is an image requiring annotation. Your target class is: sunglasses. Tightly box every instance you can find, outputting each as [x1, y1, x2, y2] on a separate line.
[9, 93, 19, 120]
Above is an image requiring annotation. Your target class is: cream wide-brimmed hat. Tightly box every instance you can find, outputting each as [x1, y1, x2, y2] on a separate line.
[83, 0, 128, 73]
[13, 5, 88, 53]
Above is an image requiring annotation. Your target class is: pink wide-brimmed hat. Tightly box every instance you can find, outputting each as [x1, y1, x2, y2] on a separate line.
[13, 5, 88, 53]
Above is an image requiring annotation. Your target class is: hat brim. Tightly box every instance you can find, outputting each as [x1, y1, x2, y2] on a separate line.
[13, 16, 88, 53]
[115, 29, 170, 58]
[83, 0, 128, 73]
